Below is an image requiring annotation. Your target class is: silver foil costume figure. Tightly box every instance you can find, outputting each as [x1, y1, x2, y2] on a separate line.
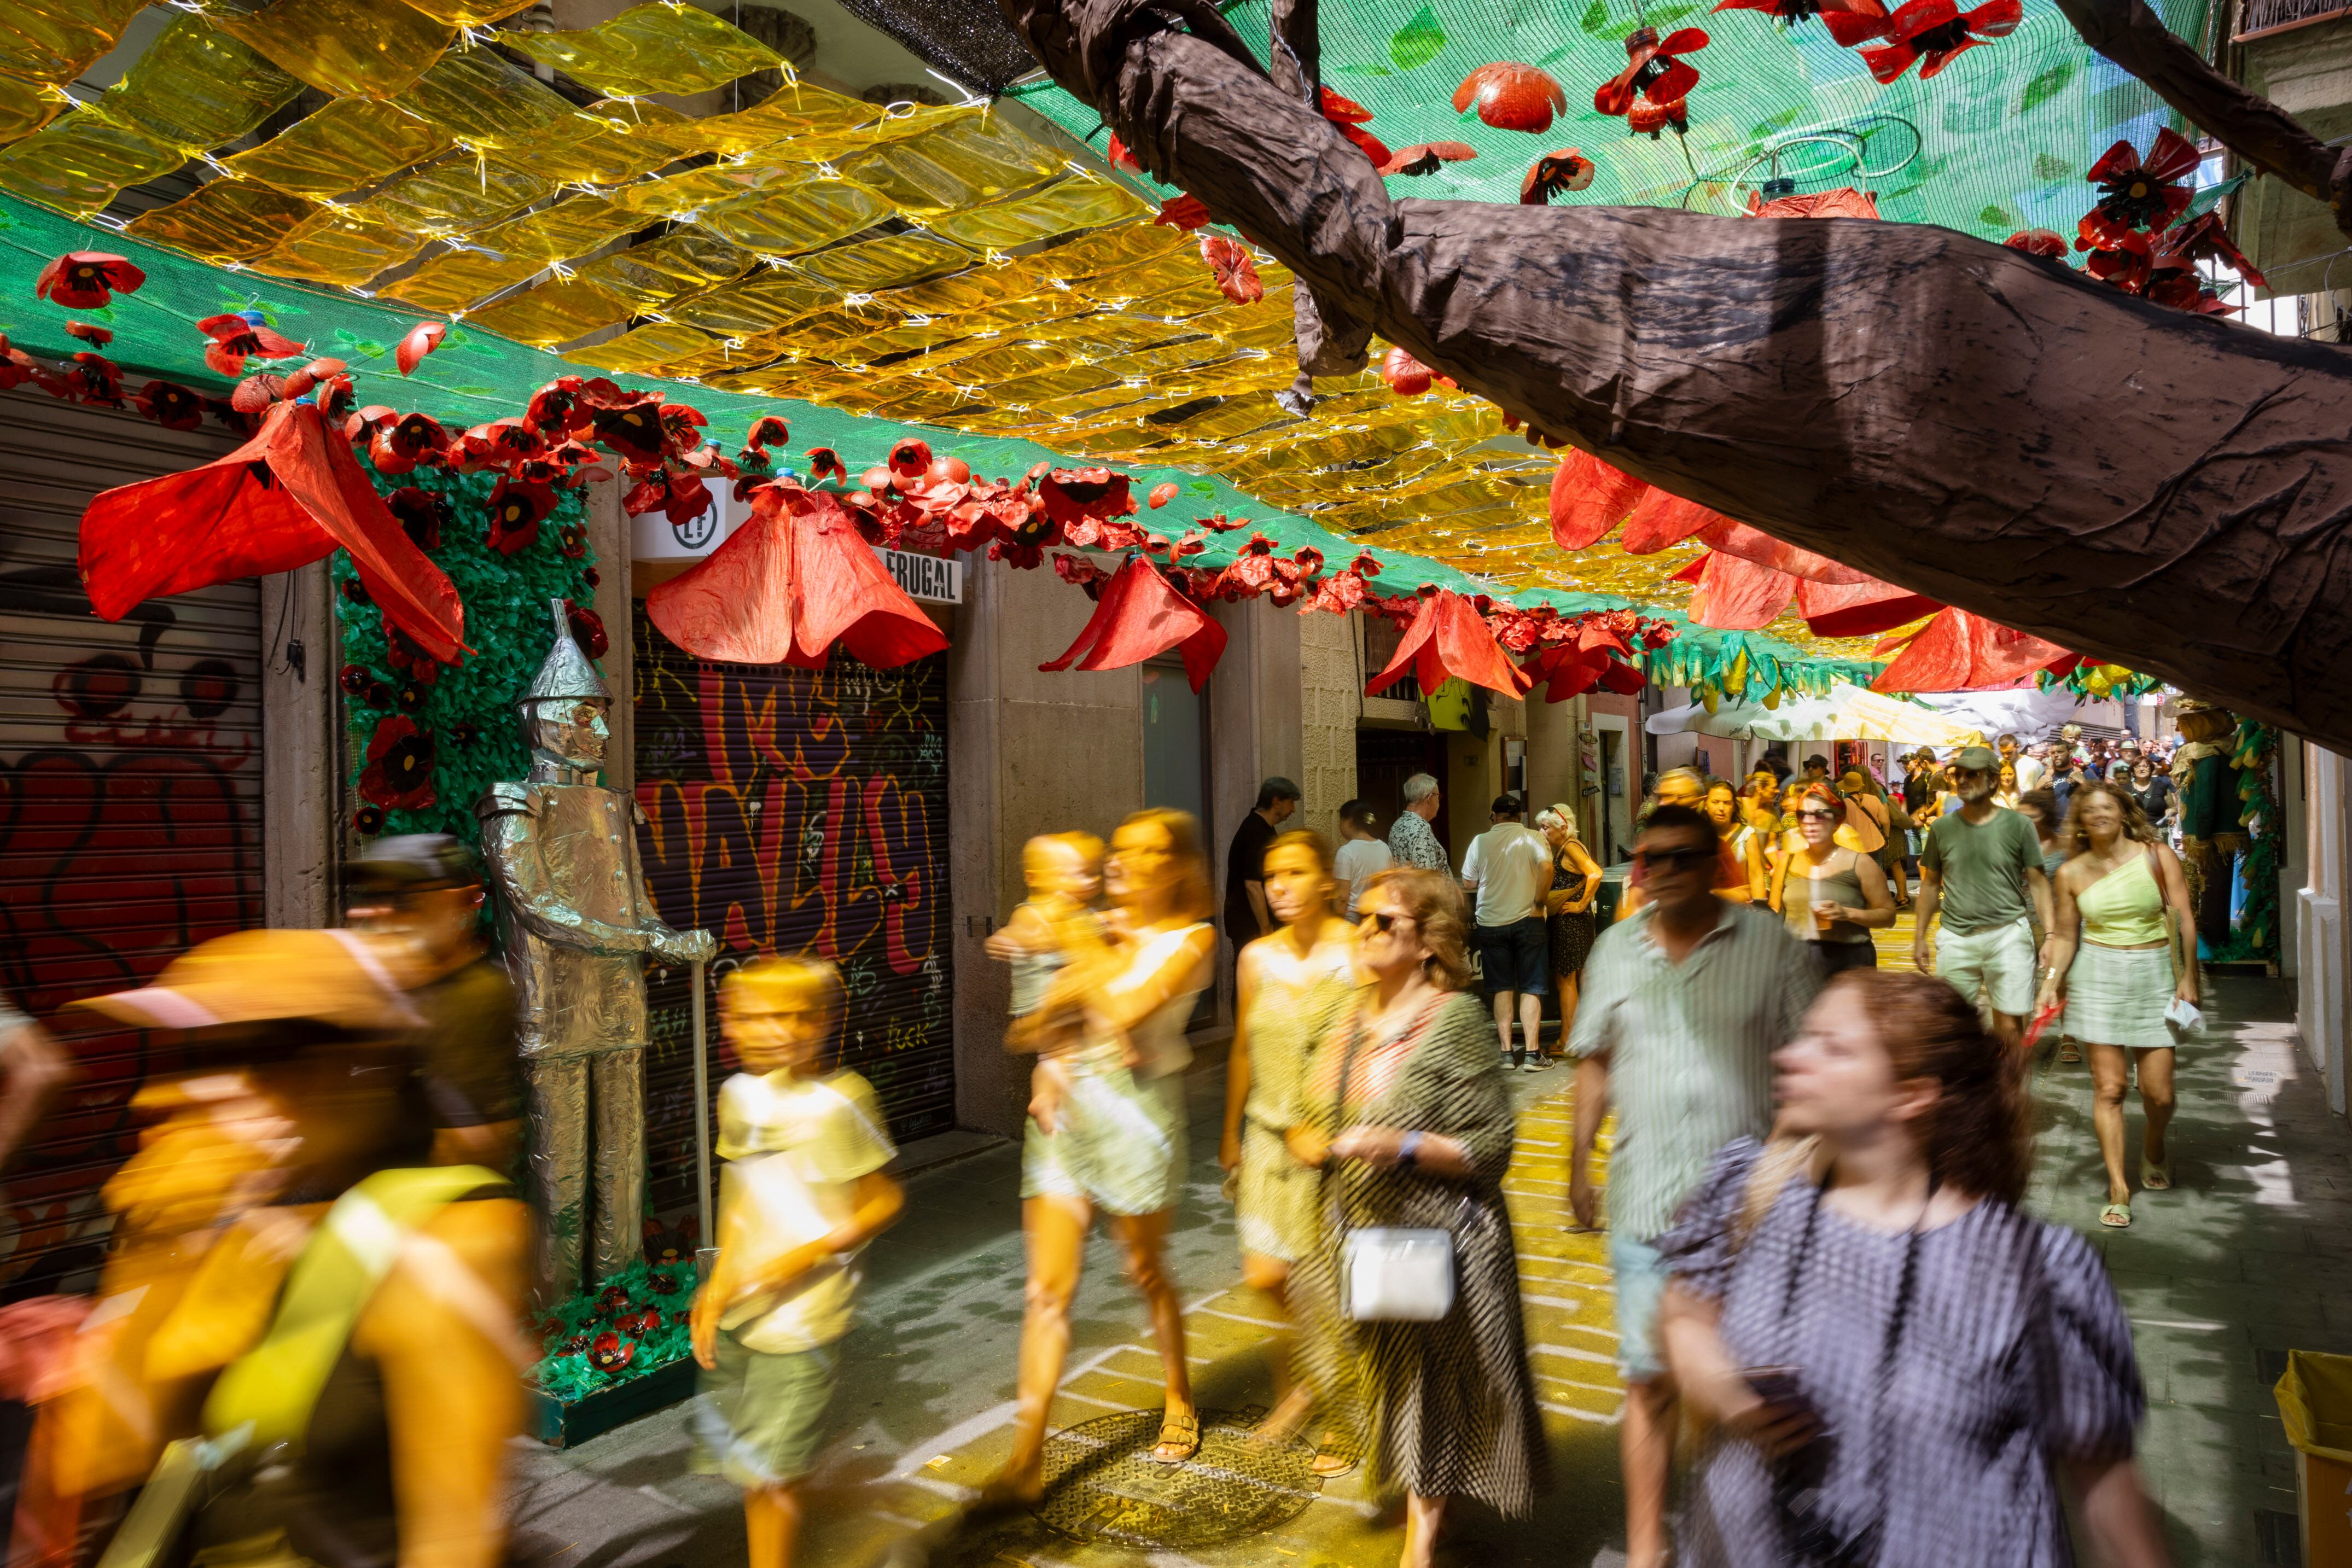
[480, 601, 715, 1304]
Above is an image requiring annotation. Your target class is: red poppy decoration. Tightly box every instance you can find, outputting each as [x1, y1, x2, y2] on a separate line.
[585, 1331, 634, 1373]
[1147, 481, 1179, 509]
[1155, 193, 1212, 230]
[1040, 553, 1230, 691]
[1199, 236, 1264, 305]
[888, 438, 932, 483]
[1521, 149, 1596, 203]
[2144, 211, 2267, 306]
[1595, 28, 1709, 126]
[231, 374, 287, 414]
[2002, 228, 2069, 258]
[523, 377, 587, 438]
[65, 353, 123, 407]
[2077, 127, 2199, 247]
[1453, 63, 1569, 133]
[1858, 0, 2021, 83]
[386, 627, 442, 686]
[1318, 86, 1393, 168]
[64, 322, 111, 348]
[197, 311, 304, 377]
[0, 336, 39, 392]
[370, 412, 449, 478]
[1747, 186, 1881, 219]
[1038, 468, 1135, 531]
[486, 476, 554, 555]
[646, 482, 948, 669]
[1105, 132, 1142, 172]
[36, 252, 144, 309]
[1366, 590, 1533, 700]
[354, 805, 385, 836]
[280, 357, 348, 403]
[1379, 141, 1478, 177]
[742, 414, 789, 456]
[806, 446, 846, 483]
[385, 487, 446, 551]
[359, 715, 436, 811]
[135, 380, 203, 432]
[590, 400, 668, 468]
[1711, 0, 1889, 45]
[394, 321, 445, 377]
[1382, 345, 1436, 396]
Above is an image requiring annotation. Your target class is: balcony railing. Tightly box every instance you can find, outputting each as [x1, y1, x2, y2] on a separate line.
[2237, 0, 2349, 38]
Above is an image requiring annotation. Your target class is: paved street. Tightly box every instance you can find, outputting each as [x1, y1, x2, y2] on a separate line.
[515, 918, 2337, 1567]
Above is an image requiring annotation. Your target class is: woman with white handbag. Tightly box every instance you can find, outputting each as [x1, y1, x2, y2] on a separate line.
[1286, 867, 1547, 1568]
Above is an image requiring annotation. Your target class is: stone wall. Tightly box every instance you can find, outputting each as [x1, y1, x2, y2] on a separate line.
[1298, 608, 1360, 842]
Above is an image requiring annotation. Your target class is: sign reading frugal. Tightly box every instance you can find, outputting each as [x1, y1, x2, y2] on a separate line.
[876, 547, 963, 604]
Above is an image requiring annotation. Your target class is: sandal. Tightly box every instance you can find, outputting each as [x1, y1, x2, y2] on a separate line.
[1148, 1410, 1201, 1465]
[2140, 1156, 2172, 1191]
[1309, 1431, 1358, 1478]
[2059, 1042, 2081, 1064]
[2099, 1201, 2132, 1228]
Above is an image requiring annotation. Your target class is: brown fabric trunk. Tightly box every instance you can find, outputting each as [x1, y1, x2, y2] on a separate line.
[998, 0, 2352, 752]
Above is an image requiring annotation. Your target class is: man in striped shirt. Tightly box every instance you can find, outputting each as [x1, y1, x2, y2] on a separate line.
[1567, 802, 1819, 1568]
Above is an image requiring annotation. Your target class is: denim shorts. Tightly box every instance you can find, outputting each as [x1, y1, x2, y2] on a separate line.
[1610, 1229, 1672, 1381]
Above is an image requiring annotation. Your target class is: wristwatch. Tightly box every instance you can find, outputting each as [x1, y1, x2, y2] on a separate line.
[1396, 1130, 1423, 1169]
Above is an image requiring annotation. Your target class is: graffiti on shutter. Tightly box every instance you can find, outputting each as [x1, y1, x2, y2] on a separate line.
[630, 603, 952, 1241]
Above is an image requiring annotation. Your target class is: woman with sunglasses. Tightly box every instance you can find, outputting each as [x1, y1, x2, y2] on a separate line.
[1289, 867, 1546, 1568]
[1772, 783, 1895, 976]
[1656, 970, 2168, 1568]
[1707, 778, 1771, 905]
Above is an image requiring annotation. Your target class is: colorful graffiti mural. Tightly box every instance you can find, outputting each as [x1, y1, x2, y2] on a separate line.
[631, 603, 953, 1224]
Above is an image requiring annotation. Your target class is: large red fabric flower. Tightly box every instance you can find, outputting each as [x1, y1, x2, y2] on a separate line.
[1366, 590, 1533, 700]
[370, 412, 449, 477]
[1454, 63, 1568, 133]
[197, 311, 304, 377]
[36, 252, 143, 308]
[1548, 450, 1652, 551]
[1686, 550, 1798, 630]
[1040, 553, 1228, 691]
[135, 380, 203, 431]
[80, 402, 467, 663]
[646, 483, 947, 668]
[359, 716, 436, 811]
[1859, 0, 2021, 84]
[1871, 607, 2069, 692]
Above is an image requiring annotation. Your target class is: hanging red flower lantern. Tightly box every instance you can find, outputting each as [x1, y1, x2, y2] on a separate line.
[590, 399, 669, 468]
[135, 380, 203, 432]
[36, 252, 144, 309]
[1366, 590, 1533, 700]
[63, 353, 123, 407]
[523, 376, 588, 438]
[1040, 553, 1229, 691]
[359, 715, 436, 811]
[1521, 149, 1597, 203]
[486, 476, 554, 555]
[1453, 63, 1568, 132]
[1858, 0, 2021, 84]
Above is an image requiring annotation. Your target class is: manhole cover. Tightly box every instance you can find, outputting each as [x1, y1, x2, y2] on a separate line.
[1033, 1407, 1320, 1548]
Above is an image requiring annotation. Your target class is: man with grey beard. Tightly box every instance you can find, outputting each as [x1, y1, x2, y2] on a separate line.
[1913, 744, 2054, 1050]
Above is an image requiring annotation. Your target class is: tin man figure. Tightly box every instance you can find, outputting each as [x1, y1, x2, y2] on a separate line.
[480, 601, 715, 1303]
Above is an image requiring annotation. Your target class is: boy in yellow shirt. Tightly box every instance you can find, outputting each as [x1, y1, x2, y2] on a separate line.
[690, 958, 903, 1568]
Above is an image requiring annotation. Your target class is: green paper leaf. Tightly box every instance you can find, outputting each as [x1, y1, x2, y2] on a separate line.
[1390, 5, 1447, 70]
[2018, 62, 2072, 116]
[1580, 0, 1612, 32]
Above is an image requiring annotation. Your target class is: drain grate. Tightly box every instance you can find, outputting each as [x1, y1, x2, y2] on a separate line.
[1033, 1407, 1321, 1549]
[2257, 1506, 2302, 1566]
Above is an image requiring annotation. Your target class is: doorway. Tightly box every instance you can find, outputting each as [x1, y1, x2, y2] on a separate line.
[1355, 727, 1451, 861]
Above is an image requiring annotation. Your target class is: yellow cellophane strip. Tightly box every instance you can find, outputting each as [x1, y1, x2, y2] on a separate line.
[472, 195, 639, 263]
[387, 248, 546, 313]
[0, 0, 148, 85]
[927, 175, 1151, 251]
[694, 179, 892, 256]
[87, 14, 301, 152]
[259, 207, 428, 287]
[494, 3, 782, 98]
[567, 228, 755, 308]
[0, 76, 69, 144]
[220, 97, 451, 200]
[205, 0, 455, 100]
[664, 271, 837, 336]
[560, 320, 721, 374]
[464, 275, 635, 347]
[0, 112, 182, 217]
[404, 48, 601, 150]
[790, 233, 973, 293]
[350, 151, 556, 235]
[124, 178, 317, 261]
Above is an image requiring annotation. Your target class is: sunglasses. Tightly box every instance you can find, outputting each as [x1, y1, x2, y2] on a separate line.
[1363, 910, 1421, 935]
[1633, 847, 1714, 873]
[1795, 808, 1839, 821]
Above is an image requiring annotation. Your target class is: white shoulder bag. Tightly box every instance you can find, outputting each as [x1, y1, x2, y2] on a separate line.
[1329, 999, 1462, 1323]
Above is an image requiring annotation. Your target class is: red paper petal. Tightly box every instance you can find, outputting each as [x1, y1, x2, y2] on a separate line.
[1548, 450, 1651, 551]
[395, 321, 446, 377]
[1039, 555, 1228, 690]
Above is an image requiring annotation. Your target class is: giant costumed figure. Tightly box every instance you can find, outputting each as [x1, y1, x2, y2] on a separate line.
[481, 601, 715, 1303]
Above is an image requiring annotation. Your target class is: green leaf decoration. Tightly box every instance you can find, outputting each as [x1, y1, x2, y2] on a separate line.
[1978, 203, 2017, 229]
[2031, 151, 2072, 180]
[1580, 0, 1612, 32]
[1337, 62, 1395, 75]
[2018, 62, 2072, 115]
[1390, 5, 1447, 69]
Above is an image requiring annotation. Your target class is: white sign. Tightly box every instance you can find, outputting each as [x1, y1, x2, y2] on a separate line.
[876, 547, 963, 604]
[629, 483, 740, 559]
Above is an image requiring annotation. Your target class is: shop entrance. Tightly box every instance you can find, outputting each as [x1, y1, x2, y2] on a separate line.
[1355, 727, 1451, 861]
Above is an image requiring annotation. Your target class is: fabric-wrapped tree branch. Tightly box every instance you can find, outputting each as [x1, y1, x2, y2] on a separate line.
[998, 0, 2352, 751]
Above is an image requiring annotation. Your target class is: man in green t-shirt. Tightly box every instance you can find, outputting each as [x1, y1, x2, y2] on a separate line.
[1914, 744, 2054, 1049]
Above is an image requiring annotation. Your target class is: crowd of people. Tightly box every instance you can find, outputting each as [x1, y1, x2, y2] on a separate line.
[0, 724, 2195, 1568]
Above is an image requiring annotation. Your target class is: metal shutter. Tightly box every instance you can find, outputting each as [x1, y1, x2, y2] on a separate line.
[629, 604, 953, 1240]
[0, 390, 260, 1295]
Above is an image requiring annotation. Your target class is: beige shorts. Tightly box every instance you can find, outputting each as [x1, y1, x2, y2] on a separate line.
[1937, 919, 2038, 1019]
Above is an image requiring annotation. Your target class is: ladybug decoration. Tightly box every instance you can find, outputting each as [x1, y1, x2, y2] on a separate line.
[586, 1331, 635, 1373]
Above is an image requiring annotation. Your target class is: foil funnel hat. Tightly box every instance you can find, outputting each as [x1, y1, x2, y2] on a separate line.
[521, 597, 607, 710]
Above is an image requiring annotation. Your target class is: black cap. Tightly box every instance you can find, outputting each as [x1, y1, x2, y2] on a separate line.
[347, 833, 481, 895]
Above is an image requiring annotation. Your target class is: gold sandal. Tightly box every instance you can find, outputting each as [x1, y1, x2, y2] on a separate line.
[1148, 1410, 1201, 1465]
[1309, 1431, 1358, 1477]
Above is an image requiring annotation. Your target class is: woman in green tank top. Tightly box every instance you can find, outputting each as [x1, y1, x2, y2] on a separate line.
[2036, 782, 2200, 1229]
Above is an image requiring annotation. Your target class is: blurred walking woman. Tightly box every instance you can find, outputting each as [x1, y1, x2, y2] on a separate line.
[1657, 971, 2169, 1568]
[985, 809, 1217, 1504]
[2036, 782, 2199, 1229]
[1538, 804, 1603, 1037]
[1290, 867, 1546, 1568]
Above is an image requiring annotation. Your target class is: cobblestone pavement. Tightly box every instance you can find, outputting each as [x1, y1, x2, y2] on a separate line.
[513, 914, 2333, 1568]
